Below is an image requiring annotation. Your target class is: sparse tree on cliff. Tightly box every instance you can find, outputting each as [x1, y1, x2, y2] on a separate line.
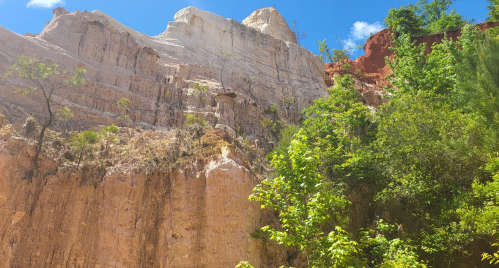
[292, 20, 308, 45]
[6, 56, 85, 173]
[219, 50, 233, 93]
[185, 114, 208, 147]
[71, 130, 100, 169]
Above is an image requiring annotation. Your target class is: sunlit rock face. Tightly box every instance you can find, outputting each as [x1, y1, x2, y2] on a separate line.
[0, 6, 326, 136]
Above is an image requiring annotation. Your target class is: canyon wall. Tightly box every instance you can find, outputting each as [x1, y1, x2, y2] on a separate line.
[0, 127, 264, 268]
[0, 7, 326, 138]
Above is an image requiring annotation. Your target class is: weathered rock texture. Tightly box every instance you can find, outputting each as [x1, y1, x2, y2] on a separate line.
[0, 7, 326, 137]
[0, 131, 263, 268]
[325, 21, 499, 108]
[242, 8, 297, 44]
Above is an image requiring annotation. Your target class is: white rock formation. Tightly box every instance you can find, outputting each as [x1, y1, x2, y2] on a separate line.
[243, 7, 297, 44]
[0, 6, 326, 136]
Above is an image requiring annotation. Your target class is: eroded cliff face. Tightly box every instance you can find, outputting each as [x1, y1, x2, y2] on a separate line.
[324, 22, 499, 109]
[0, 125, 264, 268]
[0, 6, 326, 137]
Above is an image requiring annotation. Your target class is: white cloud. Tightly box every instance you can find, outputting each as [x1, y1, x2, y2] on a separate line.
[344, 21, 384, 55]
[26, 0, 64, 8]
[343, 39, 356, 50]
[351, 21, 384, 41]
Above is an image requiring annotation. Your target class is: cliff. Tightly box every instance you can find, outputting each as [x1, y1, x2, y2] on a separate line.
[0, 6, 323, 268]
[0, 120, 267, 267]
[0, 7, 326, 137]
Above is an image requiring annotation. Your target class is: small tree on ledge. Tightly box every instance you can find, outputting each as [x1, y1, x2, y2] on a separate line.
[6, 56, 86, 174]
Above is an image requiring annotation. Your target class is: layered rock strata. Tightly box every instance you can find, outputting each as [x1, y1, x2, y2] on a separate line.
[0, 127, 263, 268]
[0, 7, 326, 137]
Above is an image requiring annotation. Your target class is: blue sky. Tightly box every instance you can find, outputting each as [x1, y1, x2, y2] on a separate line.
[0, 0, 491, 57]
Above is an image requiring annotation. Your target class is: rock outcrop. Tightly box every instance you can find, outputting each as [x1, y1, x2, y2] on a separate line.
[0, 127, 264, 268]
[0, 7, 326, 137]
[325, 21, 499, 108]
[242, 8, 297, 44]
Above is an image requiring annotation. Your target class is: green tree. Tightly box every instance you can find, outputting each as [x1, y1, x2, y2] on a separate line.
[234, 261, 254, 268]
[71, 130, 100, 168]
[372, 91, 488, 264]
[56, 106, 74, 132]
[185, 114, 208, 147]
[101, 124, 119, 151]
[455, 30, 499, 143]
[117, 98, 131, 119]
[6, 56, 85, 172]
[487, 0, 499, 21]
[250, 131, 360, 267]
[384, 0, 466, 36]
[385, 29, 466, 99]
[384, 5, 427, 36]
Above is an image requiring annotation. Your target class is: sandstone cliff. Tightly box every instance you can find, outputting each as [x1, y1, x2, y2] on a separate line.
[0, 7, 326, 138]
[0, 121, 268, 268]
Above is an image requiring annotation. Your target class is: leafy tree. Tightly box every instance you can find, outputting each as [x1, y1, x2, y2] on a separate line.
[56, 106, 74, 132]
[487, 0, 499, 22]
[385, 28, 468, 99]
[361, 220, 427, 268]
[71, 130, 100, 168]
[250, 131, 359, 267]
[117, 98, 131, 119]
[101, 124, 120, 151]
[6, 56, 85, 172]
[384, 0, 466, 36]
[372, 91, 488, 264]
[185, 114, 208, 147]
[384, 5, 427, 36]
[317, 36, 353, 72]
[455, 30, 499, 143]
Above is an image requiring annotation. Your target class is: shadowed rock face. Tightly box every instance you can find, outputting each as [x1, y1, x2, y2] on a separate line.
[0, 7, 326, 136]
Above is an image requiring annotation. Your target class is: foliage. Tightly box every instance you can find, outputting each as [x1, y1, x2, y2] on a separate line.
[71, 130, 100, 168]
[361, 220, 427, 268]
[193, 82, 209, 94]
[6, 56, 85, 173]
[384, 0, 466, 36]
[482, 243, 499, 265]
[185, 114, 208, 147]
[235, 261, 254, 268]
[373, 91, 487, 236]
[385, 33, 461, 99]
[317, 38, 350, 65]
[302, 75, 372, 181]
[56, 106, 74, 131]
[117, 98, 131, 119]
[455, 30, 499, 143]
[384, 5, 427, 37]
[250, 131, 354, 267]
[487, 0, 499, 22]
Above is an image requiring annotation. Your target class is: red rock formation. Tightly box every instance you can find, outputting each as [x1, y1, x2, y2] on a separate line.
[324, 22, 499, 108]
